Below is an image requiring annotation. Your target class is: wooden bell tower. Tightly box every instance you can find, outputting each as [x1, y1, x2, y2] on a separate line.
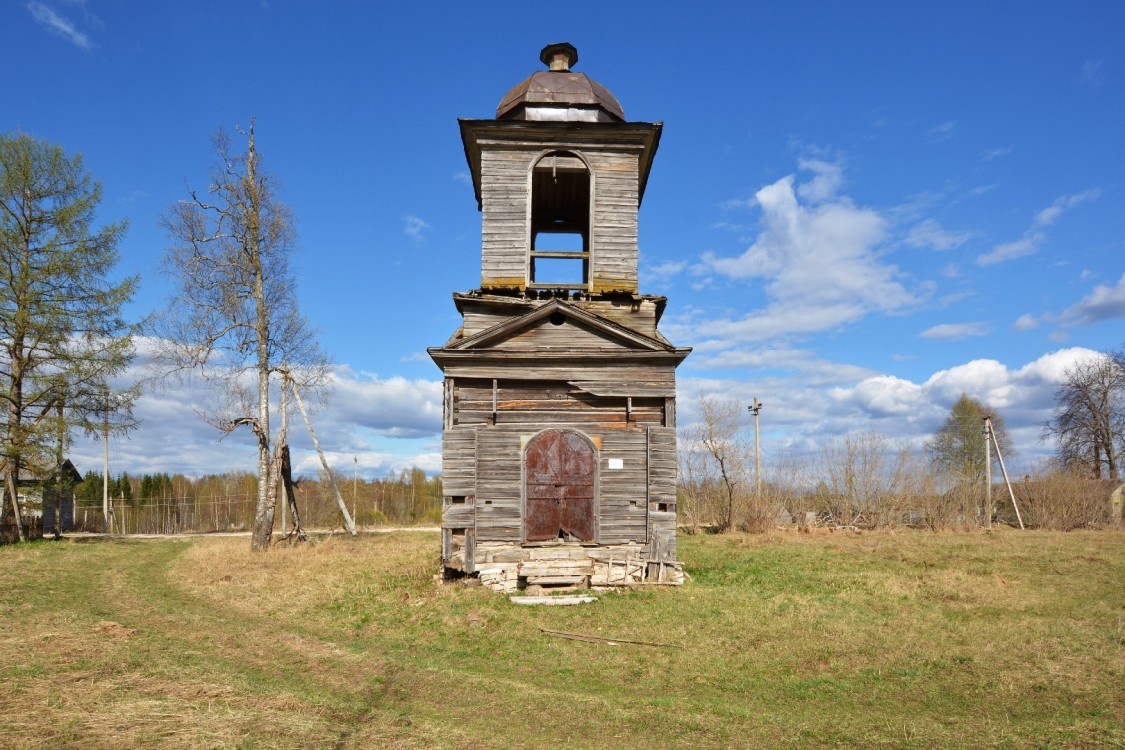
[429, 43, 690, 591]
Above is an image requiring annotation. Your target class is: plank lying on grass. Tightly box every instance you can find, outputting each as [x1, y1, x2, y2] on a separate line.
[539, 627, 680, 648]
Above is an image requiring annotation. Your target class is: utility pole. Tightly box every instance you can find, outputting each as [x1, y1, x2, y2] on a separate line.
[748, 399, 763, 498]
[102, 388, 110, 530]
[982, 416, 992, 529]
[984, 416, 1025, 530]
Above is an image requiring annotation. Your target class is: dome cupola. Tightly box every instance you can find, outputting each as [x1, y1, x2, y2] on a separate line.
[495, 42, 625, 123]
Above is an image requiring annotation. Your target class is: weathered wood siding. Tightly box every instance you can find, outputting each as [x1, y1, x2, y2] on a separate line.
[485, 317, 644, 353]
[480, 147, 529, 289]
[474, 427, 523, 540]
[457, 296, 661, 339]
[478, 143, 640, 293]
[442, 378, 676, 547]
[576, 298, 658, 336]
[440, 428, 476, 496]
[463, 424, 651, 544]
[462, 305, 531, 337]
[452, 379, 666, 428]
[585, 150, 639, 293]
[598, 429, 648, 543]
[443, 361, 677, 390]
[647, 426, 677, 510]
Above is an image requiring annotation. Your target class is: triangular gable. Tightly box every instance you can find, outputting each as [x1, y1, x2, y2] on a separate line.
[449, 299, 672, 353]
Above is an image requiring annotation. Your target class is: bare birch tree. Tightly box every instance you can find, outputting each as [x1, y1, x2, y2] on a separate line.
[150, 120, 327, 550]
[1044, 353, 1124, 479]
[684, 395, 750, 532]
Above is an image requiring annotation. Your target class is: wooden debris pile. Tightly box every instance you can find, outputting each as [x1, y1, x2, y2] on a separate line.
[472, 541, 684, 592]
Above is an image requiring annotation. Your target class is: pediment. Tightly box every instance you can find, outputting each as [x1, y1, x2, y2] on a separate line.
[448, 299, 671, 354]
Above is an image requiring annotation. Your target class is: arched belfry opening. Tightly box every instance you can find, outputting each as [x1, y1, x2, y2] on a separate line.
[431, 43, 690, 592]
[530, 151, 591, 290]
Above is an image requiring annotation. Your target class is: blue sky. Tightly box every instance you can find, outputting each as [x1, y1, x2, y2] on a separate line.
[6, 1, 1124, 480]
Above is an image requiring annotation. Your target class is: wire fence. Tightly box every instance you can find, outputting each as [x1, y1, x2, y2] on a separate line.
[69, 485, 442, 535]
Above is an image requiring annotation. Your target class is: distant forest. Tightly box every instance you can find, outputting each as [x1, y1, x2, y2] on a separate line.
[72, 468, 441, 534]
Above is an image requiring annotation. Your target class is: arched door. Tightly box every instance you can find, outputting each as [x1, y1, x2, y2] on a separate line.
[524, 429, 597, 542]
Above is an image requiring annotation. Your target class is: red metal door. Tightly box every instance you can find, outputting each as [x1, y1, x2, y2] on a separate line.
[525, 430, 596, 542]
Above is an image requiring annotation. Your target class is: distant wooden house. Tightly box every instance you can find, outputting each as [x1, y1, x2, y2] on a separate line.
[429, 43, 691, 591]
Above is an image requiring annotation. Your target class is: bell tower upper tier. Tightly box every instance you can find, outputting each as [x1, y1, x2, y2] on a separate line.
[459, 43, 661, 295]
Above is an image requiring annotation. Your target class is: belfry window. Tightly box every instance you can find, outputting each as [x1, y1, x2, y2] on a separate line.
[529, 151, 590, 289]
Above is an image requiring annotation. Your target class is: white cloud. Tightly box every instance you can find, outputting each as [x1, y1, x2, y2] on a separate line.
[1080, 59, 1104, 89]
[1012, 314, 1039, 331]
[685, 346, 875, 387]
[905, 218, 972, 251]
[978, 233, 1043, 266]
[795, 158, 843, 203]
[689, 164, 913, 346]
[831, 375, 926, 418]
[927, 121, 957, 142]
[1059, 272, 1125, 326]
[922, 358, 1015, 405]
[833, 349, 1095, 436]
[719, 197, 754, 211]
[920, 322, 989, 340]
[982, 145, 1015, 161]
[403, 214, 431, 243]
[679, 348, 1102, 467]
[646, 260, 686, 279]
[1033, 189, 1100, 228]
[67, 348, 443, 481]
[319, 369, 442, 440]
[117, 189, 148, 205]
[27, 1, 92, 49]
[977, 189, 1100, 265]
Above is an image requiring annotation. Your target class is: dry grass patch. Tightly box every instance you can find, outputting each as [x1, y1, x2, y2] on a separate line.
[2, 528, 1123, 748]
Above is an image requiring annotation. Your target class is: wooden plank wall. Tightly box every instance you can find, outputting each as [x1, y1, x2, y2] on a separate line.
[463, 306, 524, 337]
[443, 363, 677, 390]
[464, 425, 651, 544]
[459, 297, 660, 339]
[647, 428, 678, 561]
[575, 298, 657, 336]
[474, 427, 523, 540]
[441, 428, 477, 496]
[480, 147, 529, 288]
[443, 378, 675, 545]
[484, 318, 641, 353]
[647, 427, 677, 511]
[453, 379, 665, 429]
[598, 429, 649, 543]
[478, 144, 640, 293]
[586, 150, 639, 293]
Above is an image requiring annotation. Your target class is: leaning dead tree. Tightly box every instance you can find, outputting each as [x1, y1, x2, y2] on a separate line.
[150, 119, 328, 550]
[287, 371, 356, 535]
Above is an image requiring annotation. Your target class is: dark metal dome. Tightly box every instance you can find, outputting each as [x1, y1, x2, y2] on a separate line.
[496, 43, 625, 122]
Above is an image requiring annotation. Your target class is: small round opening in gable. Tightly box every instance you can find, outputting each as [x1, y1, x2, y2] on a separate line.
[549, 311, 566, 326]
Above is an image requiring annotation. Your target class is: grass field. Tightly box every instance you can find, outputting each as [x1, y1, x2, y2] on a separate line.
[1, 529, 1123, 749]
